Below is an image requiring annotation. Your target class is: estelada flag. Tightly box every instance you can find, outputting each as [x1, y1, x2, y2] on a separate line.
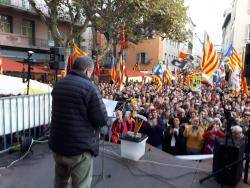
[179, 51, 194, 62]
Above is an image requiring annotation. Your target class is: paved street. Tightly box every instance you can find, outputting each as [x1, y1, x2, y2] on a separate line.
[0, 143, 249, 188]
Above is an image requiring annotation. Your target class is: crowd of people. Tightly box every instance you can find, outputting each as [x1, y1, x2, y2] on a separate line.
[98, 80, 250, 155]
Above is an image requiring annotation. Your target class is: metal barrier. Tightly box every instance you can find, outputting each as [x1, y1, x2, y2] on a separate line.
[0, 93, 51, 151]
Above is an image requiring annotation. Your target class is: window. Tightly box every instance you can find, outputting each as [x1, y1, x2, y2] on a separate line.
[164, 53, 167, 61]
[48, 30, 55, 47]
[0, 14, 12, 33]
[136, 52, 149, 64]
[22, 0, 32, 10]
[248, 0, 250, 13]
[22, 19, 34, 45]
[0, 0, 11, 5]
[48, 30, 53, 40]
[247, 24, 250, 40]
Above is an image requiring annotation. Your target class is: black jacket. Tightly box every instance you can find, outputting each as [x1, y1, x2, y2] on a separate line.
[163, 126, 186, 155]
[140, 119, 164, 147]
[49, 70, 108, 156]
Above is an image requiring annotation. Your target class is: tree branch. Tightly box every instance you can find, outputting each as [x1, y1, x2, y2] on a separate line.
[99, 42, 112, 62]
[66, 16, 90, 45]
[28, 0, 49, 26]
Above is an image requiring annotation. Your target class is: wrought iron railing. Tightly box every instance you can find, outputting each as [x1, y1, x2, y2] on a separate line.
[0, 32, 51, 49]
[0, 0, 33, 12]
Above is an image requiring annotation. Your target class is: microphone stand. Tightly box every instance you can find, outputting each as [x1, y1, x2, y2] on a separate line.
[244, 126, 250, 184]
[200, 92, 249, 186]
[92, 126, 111, 188]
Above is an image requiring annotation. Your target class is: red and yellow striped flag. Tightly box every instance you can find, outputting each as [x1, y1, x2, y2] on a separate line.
[201, 34, 219, 76]
[226, 45, 242, 72]
[111, 61, 116, 83]
[119, 53, 125, 83]
[242, 68, 248, 97]
[165, 68, 172, 85]
[72, 42, 87, 57]
[118, 22, 126, 87]
[151, 75, 163, 91]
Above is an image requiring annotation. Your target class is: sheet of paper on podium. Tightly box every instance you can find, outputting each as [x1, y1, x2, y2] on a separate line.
[102, 99, 118, 117]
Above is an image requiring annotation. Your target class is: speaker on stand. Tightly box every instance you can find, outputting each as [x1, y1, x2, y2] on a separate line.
[49, 47, 66, 82]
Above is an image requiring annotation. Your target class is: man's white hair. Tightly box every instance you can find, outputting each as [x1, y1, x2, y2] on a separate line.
[231, 125, 242, 133]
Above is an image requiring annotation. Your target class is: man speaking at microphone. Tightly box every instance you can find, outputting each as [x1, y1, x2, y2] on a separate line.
[49, 56, 108, 188]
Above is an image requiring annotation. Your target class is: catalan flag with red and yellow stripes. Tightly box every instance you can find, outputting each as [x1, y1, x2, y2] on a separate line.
[151, 75, 163, 92]
[200, 34, 219, 76]
[118, 22, 126, 85]
[110, 58, 117, 83]
[165, 67, 172, 85]
[72, 42, 87, 57]
[119, 53, 125, 83]
[225, 45, 242, 72]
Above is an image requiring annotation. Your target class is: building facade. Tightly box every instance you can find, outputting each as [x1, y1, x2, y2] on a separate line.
[0, 0, 54, 62]
[222, 0, 250, 56]
[125, 37, 164, 71]
[0, 0, 92, 64]
[163, 17, 196, 71]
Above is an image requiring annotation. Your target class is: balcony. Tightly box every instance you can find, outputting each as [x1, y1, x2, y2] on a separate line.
[0, 0, 34, 12]
[0, 32, 52, 50]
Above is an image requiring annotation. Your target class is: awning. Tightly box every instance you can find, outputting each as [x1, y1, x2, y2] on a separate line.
[0, 57, 48, 73]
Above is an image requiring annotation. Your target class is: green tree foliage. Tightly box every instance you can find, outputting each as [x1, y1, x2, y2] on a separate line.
[28, 0, 91, 46]
[80, 0, 187, 61]
[28, 0, 187, 54]
[84, 0, 187, 44]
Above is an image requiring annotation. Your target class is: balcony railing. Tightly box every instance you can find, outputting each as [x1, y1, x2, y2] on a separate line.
[0, 32, 52, 49]
[0, 0, 33, 12]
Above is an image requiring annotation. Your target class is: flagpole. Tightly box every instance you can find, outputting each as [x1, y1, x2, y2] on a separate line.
[242, 46, 246, 97]
[203, 31, 207, 52]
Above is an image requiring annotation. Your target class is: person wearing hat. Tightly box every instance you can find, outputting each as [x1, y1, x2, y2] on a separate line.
[49, 56, 108, 188]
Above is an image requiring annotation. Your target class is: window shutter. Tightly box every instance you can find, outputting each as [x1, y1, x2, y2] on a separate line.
[136, 53, 141, 64]
[145, 53, 149, 64]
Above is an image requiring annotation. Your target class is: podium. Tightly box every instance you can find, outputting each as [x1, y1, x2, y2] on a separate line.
[120, 132, 148, 161]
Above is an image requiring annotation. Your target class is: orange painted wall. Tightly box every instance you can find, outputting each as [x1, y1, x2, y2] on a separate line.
[126, 37, 164, 71]
[96, 34, 164, 71]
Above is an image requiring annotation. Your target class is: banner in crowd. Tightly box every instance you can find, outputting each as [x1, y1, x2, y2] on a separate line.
[102, 99, 118, 117]
[190, 76, 202, 91]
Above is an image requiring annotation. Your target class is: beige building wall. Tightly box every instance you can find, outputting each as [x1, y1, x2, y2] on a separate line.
[223, 0, 250, 55]
[0, 8, 50, 49]
[126, 37, 164, 71]
[233, 0, 250, 54]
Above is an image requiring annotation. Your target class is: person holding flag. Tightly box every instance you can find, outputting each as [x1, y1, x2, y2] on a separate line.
[225, 45, 248, 97]
[152, 62, 164, 91]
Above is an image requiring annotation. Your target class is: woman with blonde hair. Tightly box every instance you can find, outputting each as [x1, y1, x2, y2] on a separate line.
[111, 110, 128, 144]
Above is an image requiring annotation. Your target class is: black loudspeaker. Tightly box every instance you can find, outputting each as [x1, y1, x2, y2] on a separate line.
[245, 43, 250, 77]
[50, 47, 66, 70]
[213, 138, 245, 186]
